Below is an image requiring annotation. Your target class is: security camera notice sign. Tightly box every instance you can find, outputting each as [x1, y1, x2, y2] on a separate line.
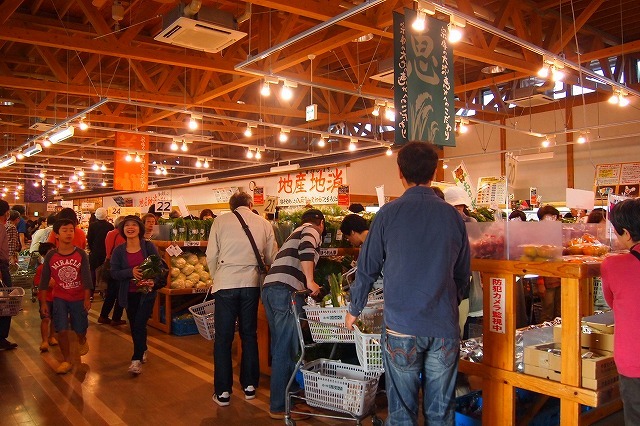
[490, 277, 506, 334]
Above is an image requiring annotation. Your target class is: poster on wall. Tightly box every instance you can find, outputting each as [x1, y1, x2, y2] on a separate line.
[276, 166, 346, 206]
[337, 185, 350, 207]
[113, 132, 148, 192]
[594, 162, 640, 199]
[475, 176, 507, 207]
[393, 10, 455, 147]
[253, 187, 264, 205]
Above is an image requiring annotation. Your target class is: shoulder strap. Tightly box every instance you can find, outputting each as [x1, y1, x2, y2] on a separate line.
[233, 210, 267, 272]
[630, 250, 640, 262]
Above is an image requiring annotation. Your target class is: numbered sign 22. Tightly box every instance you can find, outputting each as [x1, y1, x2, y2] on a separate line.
[155, 201, 172, 213]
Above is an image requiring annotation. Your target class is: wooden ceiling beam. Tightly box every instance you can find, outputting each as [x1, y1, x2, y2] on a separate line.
[128, 60, 157, 93]
[75, 0, 117, 43]
[0, 0, 23, 25]
[35, 46, 69, 83]
[0, 25, 243, 75]
[548, 0, 605, 54]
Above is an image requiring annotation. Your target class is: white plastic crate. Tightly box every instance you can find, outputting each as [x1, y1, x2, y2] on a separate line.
[0, 287, 24, 316]
[188, 299, 215, 340]
[301, 359, 382, 417]
[353, 325, 383, 371]
[303, 304, 383, 343]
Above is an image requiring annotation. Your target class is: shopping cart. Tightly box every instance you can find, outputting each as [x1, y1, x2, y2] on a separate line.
[10, 252, 40, 302]
[284, 290, 383, 426]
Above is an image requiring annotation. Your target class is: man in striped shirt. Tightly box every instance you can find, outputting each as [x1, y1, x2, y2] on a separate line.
[261, 209, 324, 420]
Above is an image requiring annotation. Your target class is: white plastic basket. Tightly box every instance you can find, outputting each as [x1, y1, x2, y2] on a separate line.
[303, 304, 383, 343]
[353, 325, 384, 372]
[188, 298, 215, 340]
[0, 287, 24, 316]
[301, 359, 382, 417]
[367, 288, 383, 302]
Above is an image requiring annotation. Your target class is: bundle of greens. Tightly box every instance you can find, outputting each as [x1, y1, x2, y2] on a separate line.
[135, 254, 165, 293]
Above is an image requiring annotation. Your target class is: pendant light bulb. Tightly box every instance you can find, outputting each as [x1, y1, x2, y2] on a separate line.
[125, 153, 132, 162]
[246, 149, 254, 159]
[349, 141, 357, 151]
[203, 159, 210, 168]
[92, 162, 99, 171]
[79, 120, 89, 131]
[195, 159, 202, 168]
[170, 141, 179, 151]
[372, 106, 380, 117]
[280, 85, 293, 101]
[244, 126, 253, 137]
[260, 82, 271, 97]
[188, 116, 198, 130]
[101, 163, 107, 171]
[181, 142, 188, 152]
[317, 137, 326, 148]
[255, 150, 262, 160]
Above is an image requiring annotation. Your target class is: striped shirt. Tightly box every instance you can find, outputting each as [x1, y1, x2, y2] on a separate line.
[5, 222, 19, 257]
[263, 224, 321, 291]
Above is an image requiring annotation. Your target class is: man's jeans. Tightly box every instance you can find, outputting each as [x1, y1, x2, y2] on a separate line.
[126, 291, 157, 361]
[261, 285, 303, 413]
[213, 287, 260, 395]
[382, 329, 459, 425]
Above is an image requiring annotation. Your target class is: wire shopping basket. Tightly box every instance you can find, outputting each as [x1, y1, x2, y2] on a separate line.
[301, 358, 382, 417]
[188, 287, 215, 340]
[0, 285, 25, 316]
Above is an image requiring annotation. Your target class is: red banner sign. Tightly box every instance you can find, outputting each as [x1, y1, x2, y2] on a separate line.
[113, 132, 148, 192]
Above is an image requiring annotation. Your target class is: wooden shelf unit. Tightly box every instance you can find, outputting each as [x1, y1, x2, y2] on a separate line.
[461, 258, 620, 426]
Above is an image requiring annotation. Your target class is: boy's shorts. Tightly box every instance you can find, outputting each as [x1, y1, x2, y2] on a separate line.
[52, 298, 88, 334]
[38, 299, 53, 320]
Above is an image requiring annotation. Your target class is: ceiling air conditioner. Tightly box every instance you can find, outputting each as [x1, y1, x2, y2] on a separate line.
[154, 6, 247, 54]
[508, 85, 556, 108]
[370, 58, 394, 85]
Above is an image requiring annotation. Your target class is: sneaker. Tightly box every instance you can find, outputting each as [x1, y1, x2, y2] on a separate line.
[39, 342, 49, 352]
[243, 385, 256, 400]
[142, 351, 148, 363]
[268, 409, 311, 420]
[56, 362, 72, 374]
[78, 340, 89, 356]
[111, 320, 126, 326]
[97, 316, 111, 324]
[48, 337, 58, 346]
[128, 360, 142, 375]
[212, 392, 230, 407]
[0, 339, 17, 350]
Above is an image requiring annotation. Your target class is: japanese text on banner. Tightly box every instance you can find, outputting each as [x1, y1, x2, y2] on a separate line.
[276, 167, 346, 206]
[490, 277, 506, 334]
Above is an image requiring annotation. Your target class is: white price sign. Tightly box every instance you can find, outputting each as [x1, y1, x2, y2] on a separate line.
[154, 200, 172, 213]
[489, 277, 506, 334]
[319, 248, 338, 257]
[81, 202, 95, 210]
[183, 241, 201, 247]
[264, 196, 278, 214]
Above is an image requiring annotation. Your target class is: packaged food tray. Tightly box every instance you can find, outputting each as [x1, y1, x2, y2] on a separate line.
[0, 287, 25, 316]
[354, 325, 383, 371]
[302, 304, 383, 343]
[301, 359, 382, 417]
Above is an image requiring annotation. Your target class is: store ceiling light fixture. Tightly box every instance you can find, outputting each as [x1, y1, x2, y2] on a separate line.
[278, 128, 290, 143]
[260, 76, 279, 97]
[78, 118, 89, 131]
[187, 113, 202, 131]
[244, 124, 256, 137]
[48, 126, 75, 144]
[280, 81, 297, 101]
[0, 156, 16, 168]
[411, 0, 436, 32]
[456, 118, 469, 134]
[609, 89, 630, 106]
[576, 132, 588, 144]
[170, 139, 179, 151]
[349, 138, 357, 151]
[447, 16, 465, 43]
[537, 56, 565, 81]
[181, 141, 188, 152]
[317, 135, 327, 148]
[384, 103, 395, 121]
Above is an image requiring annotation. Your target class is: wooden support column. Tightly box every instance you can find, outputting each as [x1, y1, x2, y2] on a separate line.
[481, 272, 516, 425]
[435, 145, 445, 182]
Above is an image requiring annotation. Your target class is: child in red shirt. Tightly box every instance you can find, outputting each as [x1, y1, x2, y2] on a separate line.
[39, 219, 93, 374]
[35, 242, 57, 352]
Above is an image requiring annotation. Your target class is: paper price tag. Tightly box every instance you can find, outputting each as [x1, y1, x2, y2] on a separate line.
[183, 241, 201, 247]
[319, 248, 338, 257]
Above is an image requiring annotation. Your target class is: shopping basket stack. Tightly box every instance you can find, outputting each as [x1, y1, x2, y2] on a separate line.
[303, 303, 383, 343]
[188, 288, 215, 340]
[301, 359, 383, 418]
[0, 286, 25, 316]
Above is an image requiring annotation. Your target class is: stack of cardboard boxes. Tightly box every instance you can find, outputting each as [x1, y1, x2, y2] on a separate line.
[523, 312, 618, 393]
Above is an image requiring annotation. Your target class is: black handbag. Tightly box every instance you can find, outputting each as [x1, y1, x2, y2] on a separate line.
[233, 210, 268, 286]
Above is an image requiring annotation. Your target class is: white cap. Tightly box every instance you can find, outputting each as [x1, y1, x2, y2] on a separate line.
[95, 207, 108, 220]
[444, 187, 471, 207]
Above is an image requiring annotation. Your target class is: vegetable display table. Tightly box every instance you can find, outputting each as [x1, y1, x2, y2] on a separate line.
[461, 258, 621, 426]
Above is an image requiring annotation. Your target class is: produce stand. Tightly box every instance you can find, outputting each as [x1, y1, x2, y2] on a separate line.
[460, 258, 621, 426]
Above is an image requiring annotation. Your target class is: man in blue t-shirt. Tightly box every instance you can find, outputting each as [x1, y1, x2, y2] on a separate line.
[12, 204, 27, 250]
[346, 141, 471, 425]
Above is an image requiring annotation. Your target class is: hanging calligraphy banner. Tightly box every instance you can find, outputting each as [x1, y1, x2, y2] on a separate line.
[394, 10, 455, 146]
[275, 166, 347, 206]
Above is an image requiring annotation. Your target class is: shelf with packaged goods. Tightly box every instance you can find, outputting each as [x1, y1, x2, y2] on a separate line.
[461, 258, 620, 426]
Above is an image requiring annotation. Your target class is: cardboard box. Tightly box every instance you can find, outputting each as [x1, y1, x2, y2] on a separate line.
[523, 342, 618, 390]
[553, 324, 615, 353]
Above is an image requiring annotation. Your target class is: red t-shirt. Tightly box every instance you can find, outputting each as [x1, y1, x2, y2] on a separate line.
[46, 227, 87, 250]
[601, 246, 640, 378]
[34, 264, 54, 302]
[40, 248, 91, 302]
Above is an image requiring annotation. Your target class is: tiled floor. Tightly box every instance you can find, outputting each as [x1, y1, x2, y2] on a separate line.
[0, 296, 625, 425]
